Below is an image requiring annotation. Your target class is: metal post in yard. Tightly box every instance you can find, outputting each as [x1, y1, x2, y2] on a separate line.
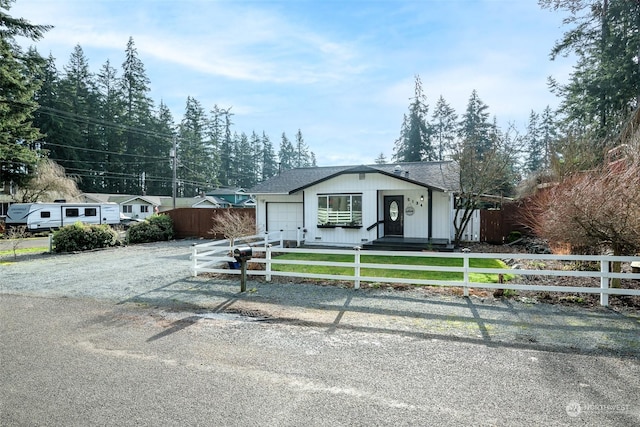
[49, 233, 54, 253]
[240, 259, 247, 293]
[600, 259, 609, 307]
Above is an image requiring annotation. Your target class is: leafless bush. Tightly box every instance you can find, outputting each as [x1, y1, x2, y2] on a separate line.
[6, 226, 28, 259]
[524, 150, 640, 287]
[209, 209, 257, 250]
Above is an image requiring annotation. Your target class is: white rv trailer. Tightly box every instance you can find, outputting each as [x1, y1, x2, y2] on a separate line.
[6, 202, 121, 231]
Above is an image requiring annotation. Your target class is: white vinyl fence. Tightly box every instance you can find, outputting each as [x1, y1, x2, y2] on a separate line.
[191, 243, 640, 307]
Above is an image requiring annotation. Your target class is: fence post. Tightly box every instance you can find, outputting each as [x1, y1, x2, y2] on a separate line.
[192, 243, 198, 277]
[280, 230, 284, 248]
[600, 259, 609, 307]
[463, 255, 469, 297]
[264, 231, 269, 250]
[266, 244, 272, 282]
[354, 246, 361, 290]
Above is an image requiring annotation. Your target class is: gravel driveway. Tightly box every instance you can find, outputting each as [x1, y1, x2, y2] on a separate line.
[2, 240, 640, 358]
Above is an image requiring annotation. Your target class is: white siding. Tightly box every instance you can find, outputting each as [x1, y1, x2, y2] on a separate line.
[432, 191, 451, 239]
[267, 202, 303, 241]
[254, 194, 303, 239]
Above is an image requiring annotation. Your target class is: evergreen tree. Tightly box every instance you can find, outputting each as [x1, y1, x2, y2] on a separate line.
[458, 90, 494, 159]
[57, 44, 101, 191]
[0, 1, 51, 189]
[431, 95, 458, 161]
[177, 96, 213, 196]
[539, 105, 557, 171]
[542, 0, 640, 147]
[215, 107, 234, 186]
[235, 131, 255, 188]
[249, 130, 262, 185]
[261, 132, 277, 180]
[120, 37, 154, 193]
[32, 52, 65, 164]
[524, 110, 544, 174]
[294, 129, 310, 167]
[278, 132, 295, 171]
[393, 75, 432, 162]
[95, 59, 124, 192]
[148, 101, 175, 195]
[374, 152, 387, 164]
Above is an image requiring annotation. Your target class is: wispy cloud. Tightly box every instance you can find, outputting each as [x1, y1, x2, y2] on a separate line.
[12, 0, 574, 165]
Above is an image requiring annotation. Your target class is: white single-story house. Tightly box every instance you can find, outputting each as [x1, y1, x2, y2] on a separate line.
[249, 161, 464, 249]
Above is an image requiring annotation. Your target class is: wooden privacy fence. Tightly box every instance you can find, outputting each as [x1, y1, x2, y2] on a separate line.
[480, 202, 529, 243]
[191, 243, 640, 307]
[165, 208, 255, 239]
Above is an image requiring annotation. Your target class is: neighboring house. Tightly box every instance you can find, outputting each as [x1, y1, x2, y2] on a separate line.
[80, 193, 224, 219]
[249, 161, 462, 249]
[206, 187, 252, 206]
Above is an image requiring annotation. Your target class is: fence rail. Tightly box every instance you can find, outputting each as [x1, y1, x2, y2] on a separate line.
[190, 244, 640, 307]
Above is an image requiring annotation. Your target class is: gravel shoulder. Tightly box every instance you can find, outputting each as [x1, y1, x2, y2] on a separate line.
[1, 239, 639, 359]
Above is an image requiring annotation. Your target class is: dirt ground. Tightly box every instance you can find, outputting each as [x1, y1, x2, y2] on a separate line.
[465, 240, 640, 311]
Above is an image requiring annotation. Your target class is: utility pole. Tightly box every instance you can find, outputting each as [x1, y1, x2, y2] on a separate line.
[171, 137, 177, 210]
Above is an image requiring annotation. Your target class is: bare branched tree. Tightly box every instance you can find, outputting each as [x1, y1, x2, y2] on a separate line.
[15, 159, 80, 202]
[209, 209, 256, 251]
[450, 125, 522, 245]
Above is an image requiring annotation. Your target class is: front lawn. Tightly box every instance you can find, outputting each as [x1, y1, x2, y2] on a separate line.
[272, 252, 513, 284]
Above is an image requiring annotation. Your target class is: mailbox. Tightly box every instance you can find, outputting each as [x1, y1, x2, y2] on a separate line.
[233, 246, 252, 262]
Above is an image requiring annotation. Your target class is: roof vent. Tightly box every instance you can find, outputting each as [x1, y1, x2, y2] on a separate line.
[393, 165, 402, 175]
[404, 171, 409, 178]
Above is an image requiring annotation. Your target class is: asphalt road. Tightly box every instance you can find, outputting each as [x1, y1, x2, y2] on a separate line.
[1, 293, 639, 426]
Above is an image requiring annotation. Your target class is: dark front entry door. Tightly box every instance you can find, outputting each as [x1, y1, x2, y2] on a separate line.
[384, 195, 404, 236]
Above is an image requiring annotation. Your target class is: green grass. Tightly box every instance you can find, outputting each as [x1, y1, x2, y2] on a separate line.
[0, 246, 48, 257]
[271, 252, 514, 284]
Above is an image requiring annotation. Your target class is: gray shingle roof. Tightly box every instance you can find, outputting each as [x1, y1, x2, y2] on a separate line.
[249, 161, 459, 194]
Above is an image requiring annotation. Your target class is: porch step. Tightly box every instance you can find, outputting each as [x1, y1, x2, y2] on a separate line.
[362, 237, 455, 252]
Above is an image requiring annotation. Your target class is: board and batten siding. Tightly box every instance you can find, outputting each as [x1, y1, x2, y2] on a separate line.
[302, 172, 451, 245]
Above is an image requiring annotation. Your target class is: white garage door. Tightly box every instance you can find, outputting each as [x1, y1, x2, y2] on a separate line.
[267, 202, 303, 241]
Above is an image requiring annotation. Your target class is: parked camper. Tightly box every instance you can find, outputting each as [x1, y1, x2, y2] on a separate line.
[6, 202, 121, 231]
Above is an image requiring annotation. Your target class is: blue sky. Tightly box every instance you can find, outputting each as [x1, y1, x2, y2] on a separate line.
[13, 0, 572, 166]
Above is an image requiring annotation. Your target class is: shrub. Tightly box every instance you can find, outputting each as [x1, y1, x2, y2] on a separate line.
[53, 222, 119, 253]
[127, 214, 174, 244]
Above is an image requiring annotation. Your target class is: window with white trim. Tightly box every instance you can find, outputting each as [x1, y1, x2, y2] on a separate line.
[140, 205, 149, 213]
[317, 194, 362, 227]
[123, 205, 132, 213]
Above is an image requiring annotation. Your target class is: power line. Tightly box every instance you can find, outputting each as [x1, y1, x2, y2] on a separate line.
[43, 141, 167, 160]
[36, 105, 176, 141]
